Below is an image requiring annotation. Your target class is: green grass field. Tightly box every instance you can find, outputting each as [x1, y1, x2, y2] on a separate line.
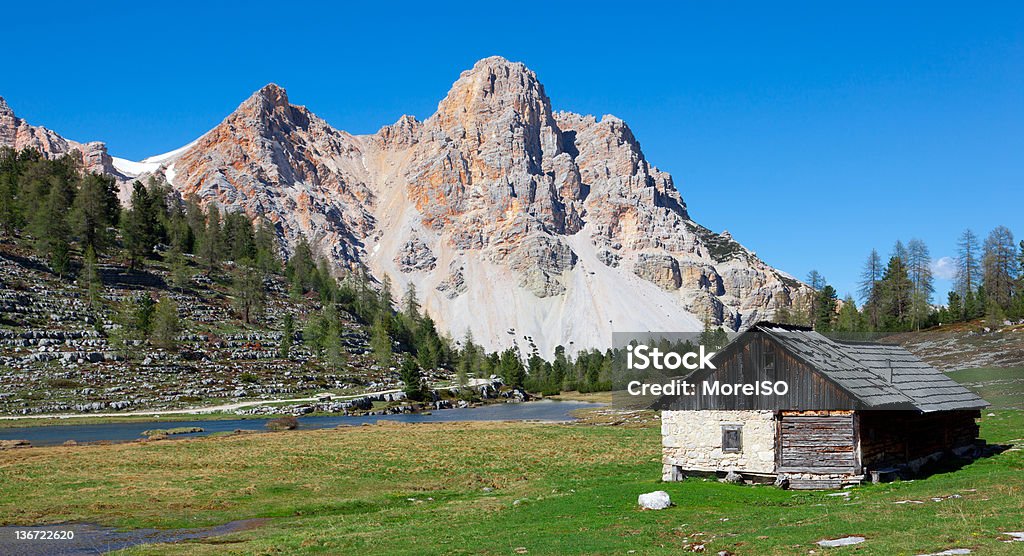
[0, 412, 1022, 555]
[948, 367, 1024, 409]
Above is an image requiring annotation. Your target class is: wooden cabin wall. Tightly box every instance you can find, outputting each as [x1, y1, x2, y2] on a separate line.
[666, 331, 859, 411]
[777, 410, 858, 473]
[858, 410, 981, 469]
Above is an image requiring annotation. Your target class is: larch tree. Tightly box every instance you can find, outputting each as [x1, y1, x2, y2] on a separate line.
[906, 239, 934, 330]
[982, 226, 1017, 311]
[955, 229, 982, 303]
[858, 249, 883, 330]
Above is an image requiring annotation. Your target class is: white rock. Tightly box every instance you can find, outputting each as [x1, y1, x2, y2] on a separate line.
[817, 536, 865, 547]
[637, 490, 672, 510]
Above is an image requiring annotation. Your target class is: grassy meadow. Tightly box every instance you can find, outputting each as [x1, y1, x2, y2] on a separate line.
[0, 411, 1021, 555]
[947, 367, 1024, 409]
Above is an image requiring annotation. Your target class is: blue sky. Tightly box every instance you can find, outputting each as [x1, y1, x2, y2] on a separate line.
[2, 1, 1021, 300]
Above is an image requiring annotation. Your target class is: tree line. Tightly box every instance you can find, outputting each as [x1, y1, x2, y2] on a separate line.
[780, 226, 1023, 333]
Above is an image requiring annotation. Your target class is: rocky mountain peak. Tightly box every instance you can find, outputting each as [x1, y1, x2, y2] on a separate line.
[249, 83, 290, 108]
[434, 56, 556, 136]
[0, 97, 12, 117]
[1, 57, 814, 355]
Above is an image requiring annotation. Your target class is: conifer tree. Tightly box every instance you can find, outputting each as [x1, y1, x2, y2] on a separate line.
[982, 226, 1017, 311]
[370, 314, 393, 368]
[40, 185, 72, 277]
[122, 181, 160, 270]
[232, 264, 266, 324]
[835, 295, 861, 332]
[72, 173, 118, 254]
[150, 295, 180, 350]
[280, 313, 294, 359]
[167, 248, 191, 292]
[858, 249, 884, 330]
[254, 217, 280, 273]
[955, 229, 982, 305]
[81, 245, 103, 309]
[400, 358, 426, 401]
[946, 291, 963, 323]
[880, 256, 913, 329]
[814, 285, 838, 331]
[200, 203, 223, 272]
[906, 239, 934, 330]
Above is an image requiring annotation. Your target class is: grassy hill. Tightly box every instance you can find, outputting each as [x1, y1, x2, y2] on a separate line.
[881, 321, 1024, 371]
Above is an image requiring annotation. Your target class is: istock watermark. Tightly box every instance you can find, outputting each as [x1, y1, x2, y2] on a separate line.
[611, 332, 791, 411]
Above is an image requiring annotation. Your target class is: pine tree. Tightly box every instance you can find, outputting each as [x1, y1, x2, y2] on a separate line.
[415, 315, 444, 370]
[81, 245, 103, 309]
[232, 264, 266, 324]
[184, 195, 206, 255]
[71, 173, 118, 254]
[498, 347, 526, 388]
[804, 270, 826, 325]
[699, 320, 729, 350]
[835, 295, 861, 332]
[946, 291, 963, 324]
[459, 329, 481, 380]
[122, 181, 159, 270]
[955, 229, 982, 306]
[400, 359, 426, 401]
[880, 256, 913, 330]
[814, 285, 839, 331]
[223, 211, 256, 264]
[551, 344, 569, 390]
[402, 282, 421, 322]
[906, 239, 934, 330]
[39, 185, 72, 278]
[280, 313, 294, 359]
[378, 274, 394, 316]
[858, 249, 884, 330]
[323, 315, 345, 372]
[0, 170, 21, 236]
[131, 294, 156, 338]
[982, 226, 1017, 311]
[254, 217, 280, 273]
[150, 296, 180, 350]
[370, 314, 393, 368]
[286, 237, 315, 295]
[167, 248, 191, 292]
[200, 203, 223, 272]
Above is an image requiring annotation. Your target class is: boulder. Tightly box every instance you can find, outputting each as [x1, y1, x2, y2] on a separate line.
[637, 490, 672, 510]
[722, 471, 744, 484]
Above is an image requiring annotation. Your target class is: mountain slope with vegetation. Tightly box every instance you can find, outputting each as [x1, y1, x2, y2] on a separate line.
[0, 148, 625, 416]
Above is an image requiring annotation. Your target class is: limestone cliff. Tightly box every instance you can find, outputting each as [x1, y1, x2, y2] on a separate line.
[0, 58, 814, 355]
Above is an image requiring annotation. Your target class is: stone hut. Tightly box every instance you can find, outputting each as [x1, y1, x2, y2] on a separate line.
[659, 323, 988, 489]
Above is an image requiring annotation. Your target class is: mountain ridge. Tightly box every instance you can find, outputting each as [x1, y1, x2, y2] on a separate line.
[0, 56, 814, 355]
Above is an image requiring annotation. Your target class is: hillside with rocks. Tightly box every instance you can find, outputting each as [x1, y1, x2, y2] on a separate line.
[0, 239, 402, 416]
[1, 57, 813, 356]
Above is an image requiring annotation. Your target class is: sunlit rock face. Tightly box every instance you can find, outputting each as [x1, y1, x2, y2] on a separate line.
[0, 58, 812, 355]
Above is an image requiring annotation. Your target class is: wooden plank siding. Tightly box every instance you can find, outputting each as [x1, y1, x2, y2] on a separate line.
[662, 331, 863, 411]
[858, 410, 980, 468]
[777, 411, 858, 473]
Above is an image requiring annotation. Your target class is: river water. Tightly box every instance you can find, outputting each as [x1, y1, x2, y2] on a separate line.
[0, 399, 603, 446]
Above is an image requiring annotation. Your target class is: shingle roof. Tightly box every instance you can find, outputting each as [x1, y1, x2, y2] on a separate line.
[756, 323, 987, 412]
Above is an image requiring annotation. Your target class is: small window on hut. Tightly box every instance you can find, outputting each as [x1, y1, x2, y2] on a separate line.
[722, 425, 742, 453]
[763, 343, 776, 379]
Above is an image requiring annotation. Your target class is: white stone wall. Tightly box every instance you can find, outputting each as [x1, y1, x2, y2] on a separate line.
[661, 410, 777, 481]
